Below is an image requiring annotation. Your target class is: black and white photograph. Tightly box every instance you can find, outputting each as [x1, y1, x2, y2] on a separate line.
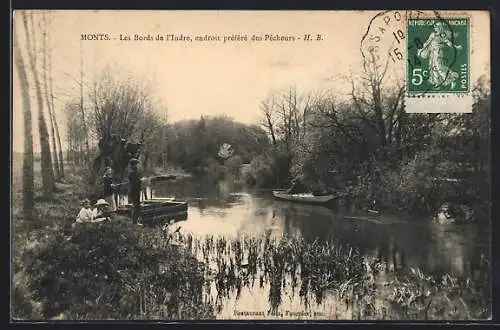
[11, 10, 491, 321]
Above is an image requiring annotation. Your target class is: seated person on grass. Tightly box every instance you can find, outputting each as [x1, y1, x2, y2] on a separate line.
[75, 199, 94, 224]
[92, 199, 112, 222]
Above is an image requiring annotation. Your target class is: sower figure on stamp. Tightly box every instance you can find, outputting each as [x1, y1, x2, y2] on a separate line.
[417, 21, 463, 90]
[128, 158, 143, 225]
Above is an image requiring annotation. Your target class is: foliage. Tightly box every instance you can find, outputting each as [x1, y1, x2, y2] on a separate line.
[185, 233, 490, 320]
[218, 143, 235, 160]
[166, 116, 270, 175]
[257, 75, 490, 223]
[22, 222, 214, 320]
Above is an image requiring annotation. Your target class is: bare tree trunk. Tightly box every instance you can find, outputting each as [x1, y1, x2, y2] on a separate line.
[79, 42, 91, 169]
[41, 13, 60, 180]
[162, 113, 168, 168]
[66, 121, 73, 166]
[24, 12, 55, 198]
[143, 152, 150, 173]
[45, 16, 65, 178]
[14, 17, 35, 220]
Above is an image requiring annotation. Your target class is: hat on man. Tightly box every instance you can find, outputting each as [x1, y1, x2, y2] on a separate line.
[95, 199, 109, 206]
[129, 158, 139, 165]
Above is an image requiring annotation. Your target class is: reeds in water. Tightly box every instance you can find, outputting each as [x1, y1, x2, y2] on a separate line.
[141, 228, 491, 320]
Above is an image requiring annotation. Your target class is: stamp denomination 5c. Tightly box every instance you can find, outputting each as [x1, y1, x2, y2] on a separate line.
[403, 11, 474, 113]
[407, 17, 470, 94]
[360, 10, 474, 113]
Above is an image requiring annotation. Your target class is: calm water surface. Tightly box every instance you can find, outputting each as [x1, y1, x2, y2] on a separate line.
[151, 177, 490, 319]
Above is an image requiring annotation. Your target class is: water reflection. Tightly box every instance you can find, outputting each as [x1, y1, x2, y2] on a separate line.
[154, 177, 490, 319]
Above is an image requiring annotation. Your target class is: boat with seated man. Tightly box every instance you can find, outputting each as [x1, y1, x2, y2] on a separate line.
[272, 190, 343, 205]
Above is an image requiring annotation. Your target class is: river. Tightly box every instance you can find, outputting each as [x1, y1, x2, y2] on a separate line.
[150, 177, 491, 320]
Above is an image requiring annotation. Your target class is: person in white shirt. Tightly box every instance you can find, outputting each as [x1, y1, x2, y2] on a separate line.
[74, 199, 94, 224]
[92, 199, 111, 222]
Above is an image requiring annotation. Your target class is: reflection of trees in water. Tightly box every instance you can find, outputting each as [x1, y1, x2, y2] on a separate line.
[267, 204, 468, 279]
[153, 178, 218, 200]
[273, 203, 485, 283]
[191, 233, 368, 313]
[374, 235, 407, 275]
[161, 230, 491, 320]
[153, 178, 242, 209]
[430, 226, 490, 283]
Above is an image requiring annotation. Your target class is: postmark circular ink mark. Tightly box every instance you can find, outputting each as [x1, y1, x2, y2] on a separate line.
[360, 11, 468, 97]
[360, 10, 408, 75]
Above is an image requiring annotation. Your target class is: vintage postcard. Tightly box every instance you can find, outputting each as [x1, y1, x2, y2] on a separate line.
[11, 10, 491, 321]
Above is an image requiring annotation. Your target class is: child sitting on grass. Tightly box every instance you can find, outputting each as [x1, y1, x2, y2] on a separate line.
[73, 199, 111, 228]
[75, 199, 94, 223]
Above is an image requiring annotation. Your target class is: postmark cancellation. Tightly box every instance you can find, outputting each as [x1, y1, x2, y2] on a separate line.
[361, 10, 474, 113]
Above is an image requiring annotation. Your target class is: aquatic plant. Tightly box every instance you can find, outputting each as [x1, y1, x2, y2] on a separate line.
[173, 232, 490, 320]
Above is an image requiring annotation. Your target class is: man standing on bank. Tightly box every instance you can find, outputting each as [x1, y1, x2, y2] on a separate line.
[128, 158, 143, 225]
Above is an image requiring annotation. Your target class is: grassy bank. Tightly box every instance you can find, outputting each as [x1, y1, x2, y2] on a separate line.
[11, 163, 214, 320]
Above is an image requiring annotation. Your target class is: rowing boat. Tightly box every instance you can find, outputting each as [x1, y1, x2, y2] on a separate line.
[272, 190, 342, 205]
[150, 174, 177, 182]
[116, 199, 188, 219]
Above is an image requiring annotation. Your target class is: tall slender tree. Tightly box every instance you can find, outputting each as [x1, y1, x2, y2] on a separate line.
[23, 11, 55, 198]
[48, 26, 65, 178]
[13, 15, 35, 219]
[41, 12, 60, 179]
[79, 41, 91, 168]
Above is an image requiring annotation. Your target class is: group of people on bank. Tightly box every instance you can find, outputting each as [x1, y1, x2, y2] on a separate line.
[74, 198, 112, 225]
[74, 157, 143, 226]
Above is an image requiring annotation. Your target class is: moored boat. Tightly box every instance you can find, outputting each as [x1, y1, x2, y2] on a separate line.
[116, 199, 188, 219]
[150, 174, 177, 182]
[272, 190, 342, 205]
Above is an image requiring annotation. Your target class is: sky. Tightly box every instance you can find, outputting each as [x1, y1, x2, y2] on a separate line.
[12, 10, 490, 152]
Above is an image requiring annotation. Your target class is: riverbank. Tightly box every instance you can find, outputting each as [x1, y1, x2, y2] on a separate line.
[11, 163, 214, 320]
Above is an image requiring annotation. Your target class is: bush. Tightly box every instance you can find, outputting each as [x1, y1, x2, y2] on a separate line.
[22, 222, 214, 319]
[248, 152, 292, 188]
[350, 149, 465, 216]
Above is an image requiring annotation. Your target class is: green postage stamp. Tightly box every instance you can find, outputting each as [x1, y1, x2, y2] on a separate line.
[360, 11, 476, 113]
[404, 12, 473, 113]
[406, 17, 470, 94]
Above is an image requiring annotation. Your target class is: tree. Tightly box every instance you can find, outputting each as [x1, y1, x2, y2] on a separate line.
[90, 69, 151, 140]
[165, 116, 270, 176]
[86, 68, 161, 183]
[13, 14, 35, 219]
[259, 86, 314, 184]
[44, 12, 65, 178]
[22, 11, 55, 198]
[40, 12, 60, 179]
[65, 100, 88, 166]
[137, 110, 163, 173]
[79, 42, 91, 168]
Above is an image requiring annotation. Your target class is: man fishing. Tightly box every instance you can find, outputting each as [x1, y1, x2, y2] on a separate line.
[286, 174, 309, 194]
[128, 158, 143, 225]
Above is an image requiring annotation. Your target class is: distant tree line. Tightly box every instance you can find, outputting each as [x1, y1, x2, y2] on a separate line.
[165, 116, 270, 177]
